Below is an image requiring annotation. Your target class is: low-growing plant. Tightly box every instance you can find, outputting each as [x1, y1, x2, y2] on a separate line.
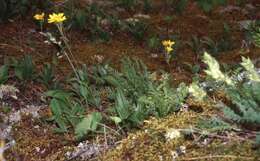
[69, 5, 112, 41]
[42, 58, 189, 137]
[147, 35, 161, 52]
[46, 89, 103, 140]
[39, 63, 57, 89]
[202, 24, 233, 55]
[173, 0, 188, 15]
[111, 89, 147, 128]
[183, 62, 201, 74]
[249, 23, 260, 48]
[100, 59, 188, 127]
[139, 75, 188, 117]
[75, 112, 102, 140]
[187, 35, 204, 57]
[117, 0, 137, 11]
[45, 90, 85, 133]
[163, 15, 174, 36]
[0, 65, 9, 84]
[70, 66, 101, 108]
[124, 20, 148, 41]
[197, 117, 233, 133]
[189, 52, 260, 144]
[107, 15, 121, 31]
[72, 9, 88, 30]
[143, 0, 152, 13]
[12, 55, 36, 82]
[195, 0, 227, 13]
[109, 80, 188, 128]
[0, 0, 51, 22]
[202, 37, 220, 55]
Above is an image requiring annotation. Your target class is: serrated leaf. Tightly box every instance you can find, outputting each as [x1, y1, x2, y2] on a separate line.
[188, 82, 206, 101]
[203, 52, 233, 85]
[241, 57, 260, 82]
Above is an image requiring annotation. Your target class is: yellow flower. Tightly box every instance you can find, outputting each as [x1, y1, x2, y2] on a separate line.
[34, 12, 45, 21]
[166, 46, 173, 54]
[162, 40, 175, 47]
[162, 40, 175, 54]
[48, 13, 66, 24]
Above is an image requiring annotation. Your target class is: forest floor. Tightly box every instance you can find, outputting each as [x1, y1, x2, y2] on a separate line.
[1, 0, 260, 160]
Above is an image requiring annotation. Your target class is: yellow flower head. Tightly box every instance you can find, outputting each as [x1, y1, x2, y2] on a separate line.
[34, 12, 45, 21]
[162, 40, 175, 47]
[165, 46, 173, 54]
[48, 13, 66, 24]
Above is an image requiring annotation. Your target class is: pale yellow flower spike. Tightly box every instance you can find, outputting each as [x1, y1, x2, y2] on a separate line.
[48, 13, 67, 24]
[34, 12, 45, 21]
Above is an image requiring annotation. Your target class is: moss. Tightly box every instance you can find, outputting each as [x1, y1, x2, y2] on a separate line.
[99, 111, 200, 161]
[99, 108, 260, 161]
[5, 114, 74, 161]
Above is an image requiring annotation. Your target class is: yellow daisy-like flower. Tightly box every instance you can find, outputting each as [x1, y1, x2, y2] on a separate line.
[48, 13, 67, 24]
[162, 40, 175, 47]
[34, 12, 45, 21]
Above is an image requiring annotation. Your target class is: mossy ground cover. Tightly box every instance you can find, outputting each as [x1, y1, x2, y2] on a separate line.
[1, 0, 260, 160]
[99, 101, 260, 161]
[4, 99, 259, 160]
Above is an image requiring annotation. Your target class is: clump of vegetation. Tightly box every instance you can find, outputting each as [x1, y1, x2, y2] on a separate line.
[195, 0, 227, 13]
[123, 19, 148, 41]
[249, 22, 260, 48]
[1, 0, 260, 160]
[0, 0, 51, 22]
[1, 55, 188, 140]
[0, 64, 9, 85]
[189, 52, 260, 145]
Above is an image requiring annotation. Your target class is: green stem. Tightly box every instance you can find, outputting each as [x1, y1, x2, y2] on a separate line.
[56, 23, 80, 80]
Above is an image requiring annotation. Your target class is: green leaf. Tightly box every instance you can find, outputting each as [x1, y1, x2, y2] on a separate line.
[188, 82, 206, 101]
[0, 65, 9, 84]
[45, 90, 72, 101]
[203, 52, 233, 85]
[0, 0, 7, 22]
[53, 116, 68, 133]
[50, 98, 63, 116]
[241, 57, 260, 82]
[14, 55, 35, 81]
[74, 9, 87, 30]
[110, 116, 122, 125]
[75, 112, 102, 140]
[255, 133, 260, 147]
[115, 89, 131, 120]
